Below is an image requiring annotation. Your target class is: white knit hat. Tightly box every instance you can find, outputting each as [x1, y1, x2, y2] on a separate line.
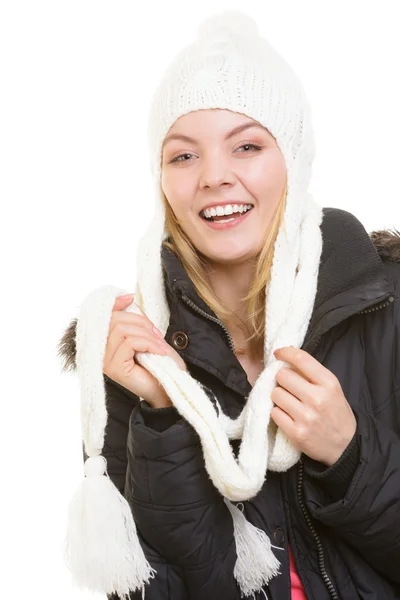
[63, 10, 323, 599]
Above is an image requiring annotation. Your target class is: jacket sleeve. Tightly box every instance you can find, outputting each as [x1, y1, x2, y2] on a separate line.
[101, 375, 241, 599]
[302, 404, 400, 585]
[302, 431, 360, 501]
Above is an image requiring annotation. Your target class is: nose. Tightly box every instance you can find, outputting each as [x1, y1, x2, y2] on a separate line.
[199, 151, 236, 191]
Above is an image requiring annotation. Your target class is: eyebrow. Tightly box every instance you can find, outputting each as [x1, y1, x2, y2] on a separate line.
[162, 122, 268, 149]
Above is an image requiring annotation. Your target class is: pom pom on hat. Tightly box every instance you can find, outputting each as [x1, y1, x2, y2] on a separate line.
[196, 10, 260, 42]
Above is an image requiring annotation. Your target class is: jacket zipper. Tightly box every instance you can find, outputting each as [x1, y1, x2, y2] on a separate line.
[297, 459, 339, 600]
[295, 294, 395, 599]
[181, 293, 236, 354]
[296, 331, 340, 600]
[356, 294, 395, 315]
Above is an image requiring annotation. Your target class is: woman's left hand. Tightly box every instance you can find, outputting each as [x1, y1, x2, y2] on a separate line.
[271, 346, 357, 467]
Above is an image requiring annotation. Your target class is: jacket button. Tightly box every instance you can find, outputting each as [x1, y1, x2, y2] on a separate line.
[273, 527, 285, 546]
[171, 331, 189, 350]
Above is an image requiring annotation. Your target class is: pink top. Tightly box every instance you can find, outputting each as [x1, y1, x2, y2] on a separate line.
[289, 544, 307, 599]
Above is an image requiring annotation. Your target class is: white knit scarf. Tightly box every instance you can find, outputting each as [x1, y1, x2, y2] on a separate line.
[62, 10, 324, 600]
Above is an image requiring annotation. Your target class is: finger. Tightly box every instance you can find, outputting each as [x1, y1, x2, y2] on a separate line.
[274, 346, 329, 385]
[111, 311, 154, 331]
[270, 406, 297, 440]
[275, 367, 314, 404]
[272, 386, 303, 421]
[105, 326, 166, 367]
[123, 335, 167, 361]
[113, 293, 135, 311]
[105, 336, 167, 378]
[112, 308, 162, 338]
[105, 336, 166, 379]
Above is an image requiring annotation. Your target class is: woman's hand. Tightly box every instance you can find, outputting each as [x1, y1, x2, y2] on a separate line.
[271, 346, 357, 466]
[103, 294, 187, 408]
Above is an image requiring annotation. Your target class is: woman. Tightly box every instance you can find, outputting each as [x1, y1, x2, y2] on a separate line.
[58, 11, 400, 600]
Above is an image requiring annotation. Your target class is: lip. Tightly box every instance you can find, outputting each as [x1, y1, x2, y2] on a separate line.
[199, 200, 252, 214]
[201, 206, 254, 231]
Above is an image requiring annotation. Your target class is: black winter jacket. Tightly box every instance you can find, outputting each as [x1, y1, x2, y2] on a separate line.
[62, 208, 400, 600]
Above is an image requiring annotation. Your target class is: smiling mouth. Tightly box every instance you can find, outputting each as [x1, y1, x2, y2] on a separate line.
[200, 204, 254, 223]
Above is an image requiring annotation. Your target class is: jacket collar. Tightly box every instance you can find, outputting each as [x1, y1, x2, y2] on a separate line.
[160, 208, 398, 394]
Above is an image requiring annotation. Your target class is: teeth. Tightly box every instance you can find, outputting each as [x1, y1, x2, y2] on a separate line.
[215, 218, 235, 224]
[201, 203, 253, 219]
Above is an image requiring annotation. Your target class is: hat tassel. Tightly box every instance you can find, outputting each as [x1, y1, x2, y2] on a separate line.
[224, 498, 280, 598]
[63, 455, 156, 599]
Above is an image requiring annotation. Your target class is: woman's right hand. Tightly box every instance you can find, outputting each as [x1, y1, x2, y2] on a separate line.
[103, 294, 185, 408]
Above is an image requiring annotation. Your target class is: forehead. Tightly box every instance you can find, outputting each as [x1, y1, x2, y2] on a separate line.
[162, 109, 270, 149]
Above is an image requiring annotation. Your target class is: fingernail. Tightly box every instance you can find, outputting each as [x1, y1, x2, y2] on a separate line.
[120, 293, 134, 300]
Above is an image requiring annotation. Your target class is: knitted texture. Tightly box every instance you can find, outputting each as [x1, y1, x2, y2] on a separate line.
[64, 10, 324, 599]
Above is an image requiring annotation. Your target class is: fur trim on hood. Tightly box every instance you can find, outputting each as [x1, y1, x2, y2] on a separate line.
[370, 228, 400, 262]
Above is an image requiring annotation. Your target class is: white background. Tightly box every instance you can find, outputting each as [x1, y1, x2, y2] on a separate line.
[1, 1, 399, 598]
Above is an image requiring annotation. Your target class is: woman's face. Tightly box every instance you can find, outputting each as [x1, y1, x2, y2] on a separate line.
[161, 109, 287, 265]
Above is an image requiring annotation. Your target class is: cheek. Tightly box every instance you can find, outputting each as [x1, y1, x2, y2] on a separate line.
[161, 171, 195, 225]
[244, 151, 286, 195]
[162, 171, 184, 215]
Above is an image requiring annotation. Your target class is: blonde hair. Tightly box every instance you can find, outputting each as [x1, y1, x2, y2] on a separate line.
[162, 180, 287, 361]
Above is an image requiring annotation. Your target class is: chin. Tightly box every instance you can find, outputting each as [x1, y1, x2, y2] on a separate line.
[200, 241, 259, 265]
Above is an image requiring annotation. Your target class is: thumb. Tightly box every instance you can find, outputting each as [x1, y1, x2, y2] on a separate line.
[113, 293, 134, 311]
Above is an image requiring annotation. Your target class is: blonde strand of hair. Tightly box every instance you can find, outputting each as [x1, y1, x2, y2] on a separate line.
[162, 181, 287, 361]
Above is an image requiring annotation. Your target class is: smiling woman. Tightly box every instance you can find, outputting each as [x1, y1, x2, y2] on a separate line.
[58, 9, 400, 600]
